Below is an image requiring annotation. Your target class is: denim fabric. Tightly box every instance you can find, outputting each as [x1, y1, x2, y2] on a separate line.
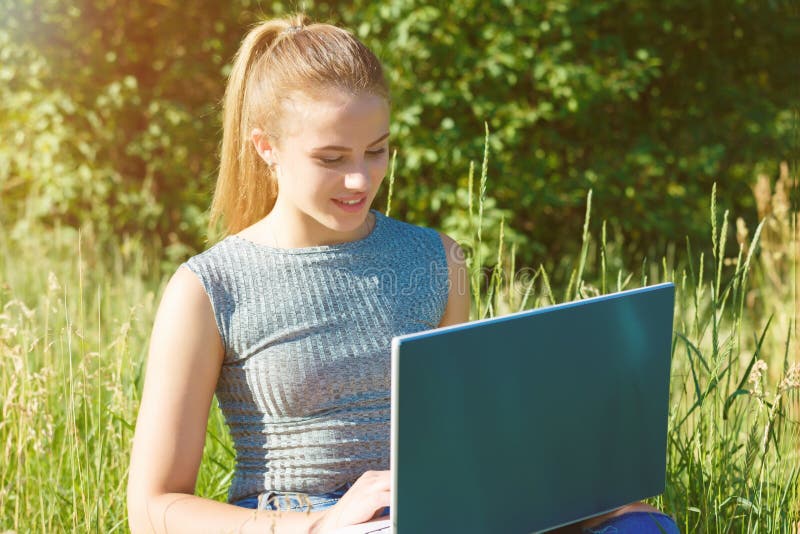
[235, 491, 676, 533]
[582, 511, 680, 533]
[232, 482, 353, 512]
[233, 482, 391, 517]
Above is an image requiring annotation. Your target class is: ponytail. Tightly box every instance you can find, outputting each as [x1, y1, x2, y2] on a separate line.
[209, 14, 388, 239]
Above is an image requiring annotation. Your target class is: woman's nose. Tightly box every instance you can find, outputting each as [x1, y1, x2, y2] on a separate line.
[344, 167, 370, 191]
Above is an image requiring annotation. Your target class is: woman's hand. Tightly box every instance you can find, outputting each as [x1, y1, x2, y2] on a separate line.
[309, 471, 391, 533]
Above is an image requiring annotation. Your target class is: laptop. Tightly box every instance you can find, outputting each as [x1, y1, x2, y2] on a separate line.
[332, 283, 675, 534]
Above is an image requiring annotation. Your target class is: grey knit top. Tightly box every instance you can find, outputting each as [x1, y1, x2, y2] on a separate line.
[183, 210, 449, 503]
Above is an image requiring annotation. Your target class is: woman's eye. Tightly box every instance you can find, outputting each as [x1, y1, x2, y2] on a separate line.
[315, 148, 386, 164]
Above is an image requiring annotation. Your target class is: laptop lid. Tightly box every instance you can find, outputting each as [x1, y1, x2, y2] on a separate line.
[390, 283, 675, 533]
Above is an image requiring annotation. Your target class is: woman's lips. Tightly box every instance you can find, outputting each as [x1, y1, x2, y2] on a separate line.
[332, 195, 367, 212]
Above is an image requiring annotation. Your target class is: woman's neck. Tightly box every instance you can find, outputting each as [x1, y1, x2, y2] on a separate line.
[241, 205, 375, 249]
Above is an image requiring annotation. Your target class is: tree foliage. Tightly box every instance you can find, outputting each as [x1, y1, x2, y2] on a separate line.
[339, 0, 799, 260]
[1, 0, 797, 265]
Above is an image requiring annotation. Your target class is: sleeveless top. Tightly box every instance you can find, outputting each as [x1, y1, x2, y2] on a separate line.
[183, 210, 450, 503]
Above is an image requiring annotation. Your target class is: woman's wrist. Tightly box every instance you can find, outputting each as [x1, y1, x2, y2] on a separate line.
[308, 511, 328, 534]
[308, 506, 343, 534]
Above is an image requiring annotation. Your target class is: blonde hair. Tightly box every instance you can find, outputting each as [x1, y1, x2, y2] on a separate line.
[209, 14, 389, 238]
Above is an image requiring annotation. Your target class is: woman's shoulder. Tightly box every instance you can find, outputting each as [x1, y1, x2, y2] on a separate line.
[377, 211, 446, 248]
[180, 236, 250, 288]
[379, 212, 463, 261]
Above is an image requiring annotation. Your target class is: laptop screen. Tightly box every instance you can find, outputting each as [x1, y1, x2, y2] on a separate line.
[390, 283, 675, 533]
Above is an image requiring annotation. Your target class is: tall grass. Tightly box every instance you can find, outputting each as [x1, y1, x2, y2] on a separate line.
[0, 226, 233, 532]
[464, 142, 799, 531]
[0, 155, 797, 531]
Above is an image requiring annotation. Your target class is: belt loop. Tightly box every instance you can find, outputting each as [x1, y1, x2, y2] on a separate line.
[257, 491, 276, 510]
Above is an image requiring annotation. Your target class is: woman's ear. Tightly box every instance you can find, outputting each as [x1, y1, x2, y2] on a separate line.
[251, 128, 277, 166]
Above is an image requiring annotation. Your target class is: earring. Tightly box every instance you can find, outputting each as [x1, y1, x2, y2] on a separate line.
[265, 151, 278, 168]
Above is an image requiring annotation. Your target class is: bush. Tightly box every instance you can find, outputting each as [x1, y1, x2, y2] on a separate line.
[339, 0, 799, 262]
[1, 0, 797, 267]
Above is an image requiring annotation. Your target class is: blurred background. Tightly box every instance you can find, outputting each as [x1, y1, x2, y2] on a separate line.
[1, 0, 797, 270]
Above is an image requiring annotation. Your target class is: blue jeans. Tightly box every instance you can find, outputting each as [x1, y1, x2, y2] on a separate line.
[234, 489, 678, 533]
[233, 482, 350, 512]
[233, 482, 390, 517]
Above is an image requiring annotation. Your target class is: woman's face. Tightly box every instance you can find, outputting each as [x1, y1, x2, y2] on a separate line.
[260, 90, 390, 241]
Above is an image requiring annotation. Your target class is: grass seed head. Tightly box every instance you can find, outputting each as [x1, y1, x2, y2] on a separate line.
[779, 362, 800, 392]
[748, 360, 768, 395]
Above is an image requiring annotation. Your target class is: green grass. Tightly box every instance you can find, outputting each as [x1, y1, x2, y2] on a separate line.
[0, 177, 797, 531]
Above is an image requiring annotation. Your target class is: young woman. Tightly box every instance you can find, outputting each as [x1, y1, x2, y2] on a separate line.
[127, 14, 680, 534]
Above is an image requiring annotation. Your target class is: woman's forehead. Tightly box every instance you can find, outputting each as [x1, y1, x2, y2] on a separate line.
[281, 91, 390, 147]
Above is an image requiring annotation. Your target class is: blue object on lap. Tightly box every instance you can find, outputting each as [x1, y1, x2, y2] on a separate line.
[581, 511, 680, 533]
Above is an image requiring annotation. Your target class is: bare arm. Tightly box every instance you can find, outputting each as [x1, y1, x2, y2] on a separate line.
[127, 266, 323, 534]
[438, 232, 471, 327]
